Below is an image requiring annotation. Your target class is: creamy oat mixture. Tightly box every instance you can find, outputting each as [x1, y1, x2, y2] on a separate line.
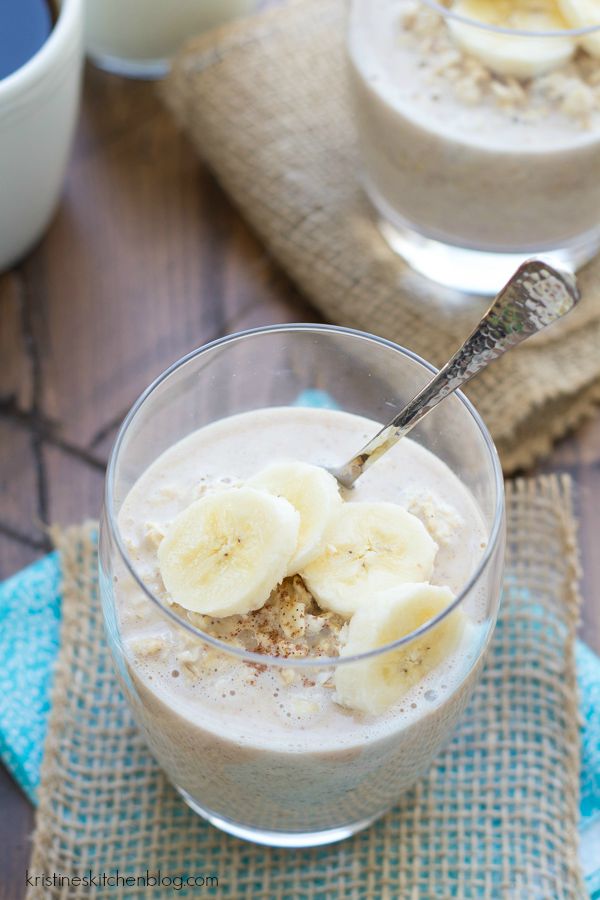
[348, 0, 600, 253]
[112, 407, 493, 833]
[401, 1, 600, 131]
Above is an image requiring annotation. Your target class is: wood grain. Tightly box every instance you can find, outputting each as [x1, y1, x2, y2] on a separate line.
[0, 540, 40, 582]
[0, 59, 598, 900]
[0, 272, 33, 413]
[24, 66, 317, 452]
[0, 768, 34, 900]
[539, 416, 600, 654]
[42, 445, 106, 526]
[0, 420, 47, 554]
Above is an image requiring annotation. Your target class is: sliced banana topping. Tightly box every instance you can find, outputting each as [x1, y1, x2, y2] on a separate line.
[558, 0, 600, 56]
[153, 463, 468, 717]
[301, 502, 437, 618]
[448, 0, 576, 79]
[334, 584, 466, 715]
[157, 487, 300, 617]
[247, 460, 342, 573]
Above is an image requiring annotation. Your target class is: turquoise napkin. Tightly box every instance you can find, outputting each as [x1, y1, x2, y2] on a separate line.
[0, 551, 61, 801]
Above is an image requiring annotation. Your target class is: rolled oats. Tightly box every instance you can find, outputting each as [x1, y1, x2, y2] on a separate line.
[401, 5, 600, 126]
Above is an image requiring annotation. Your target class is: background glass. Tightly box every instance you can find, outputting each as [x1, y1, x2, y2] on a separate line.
[84, 0, 257, 79]
[348, 0, 600, 294]
[100, 325, 505, 847]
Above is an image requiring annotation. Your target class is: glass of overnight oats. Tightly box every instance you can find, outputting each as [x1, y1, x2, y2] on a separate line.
[348, 0, 600, 294]
[99, 325, 505, 847]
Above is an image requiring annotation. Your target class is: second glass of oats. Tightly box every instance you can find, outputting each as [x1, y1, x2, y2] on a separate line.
[348, 0, 600, 293]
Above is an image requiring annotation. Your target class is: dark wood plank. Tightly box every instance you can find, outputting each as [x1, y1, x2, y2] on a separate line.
[88, 423, 121, 465]
[26, 68, 313, 453]
[0, 538, 40, 582]
[43, 444, 105, 526]
[0, 767, 33, 900]
[0, 271, 33, 414]
[229, 277, 322, 332]
[0, 420, 47, 556]
[88, 275, 321, 462]
[538, 416, 600, 654]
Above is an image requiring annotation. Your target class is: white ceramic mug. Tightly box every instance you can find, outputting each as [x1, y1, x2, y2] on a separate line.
[0, 0, 83, 272]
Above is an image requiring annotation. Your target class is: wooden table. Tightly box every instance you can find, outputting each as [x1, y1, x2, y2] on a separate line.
[1, 65, 599, 898]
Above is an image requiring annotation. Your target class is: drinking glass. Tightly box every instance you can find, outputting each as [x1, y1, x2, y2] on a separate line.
[99, 325, 505, 847]
[348, 0, 600, 294]
[84, 0, 257, 79]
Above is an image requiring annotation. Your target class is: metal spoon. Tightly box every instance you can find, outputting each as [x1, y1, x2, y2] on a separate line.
[330, 260, 580, 489]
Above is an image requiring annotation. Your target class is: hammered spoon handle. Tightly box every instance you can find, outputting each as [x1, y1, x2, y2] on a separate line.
[330, 260, 580, 489]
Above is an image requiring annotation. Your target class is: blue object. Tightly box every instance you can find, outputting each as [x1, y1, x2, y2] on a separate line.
[293, 389, 341, 410]
[0, 552, 62, 803]
[578, 640, 600, 898]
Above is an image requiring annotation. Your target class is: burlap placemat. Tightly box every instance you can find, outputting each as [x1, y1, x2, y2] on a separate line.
[27, 475, 585, 898]
[163, 0, 600, 474]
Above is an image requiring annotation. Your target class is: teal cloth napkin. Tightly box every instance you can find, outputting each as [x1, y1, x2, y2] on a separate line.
[0, 551, 61, 801]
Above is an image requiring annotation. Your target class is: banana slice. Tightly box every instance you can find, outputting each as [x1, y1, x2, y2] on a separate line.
[301, 502, 437, 618]
[157, 487, 300, 617]
[334, 584, 466, 715]
[247, 460, 342, 573]
[558, 0, 600, 56]
[448, 0, 576, 78]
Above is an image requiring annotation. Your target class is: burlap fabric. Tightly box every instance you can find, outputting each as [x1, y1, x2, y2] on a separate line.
[27, 476, 585, 898]
[162, 0, 600, 474]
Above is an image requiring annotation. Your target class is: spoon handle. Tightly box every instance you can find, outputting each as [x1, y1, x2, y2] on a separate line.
[333, 260, 580, 488]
